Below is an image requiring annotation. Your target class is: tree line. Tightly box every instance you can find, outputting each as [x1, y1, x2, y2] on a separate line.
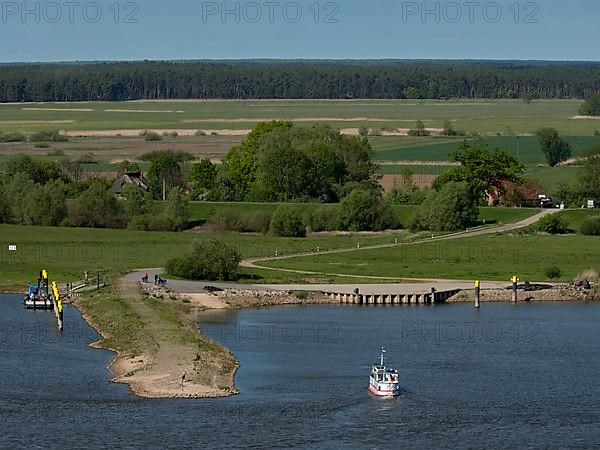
[1, 60, 600, 101]
[0, 155, 189, 231]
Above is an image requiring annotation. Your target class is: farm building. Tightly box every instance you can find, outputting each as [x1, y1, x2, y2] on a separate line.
[110, 171, 149, 197]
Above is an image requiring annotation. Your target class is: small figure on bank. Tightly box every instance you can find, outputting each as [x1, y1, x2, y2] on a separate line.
[154, 274, 158, 285]
[181, 370, 187, 389]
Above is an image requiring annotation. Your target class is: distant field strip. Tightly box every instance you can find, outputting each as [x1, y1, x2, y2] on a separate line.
[0, 99, 596, 134]
[0, 120, 76, 124]
[105, 109, 185, 113]
[182, 117, 409, 123]
[21, 108, 94, 112]
[373, 136, 600, 163]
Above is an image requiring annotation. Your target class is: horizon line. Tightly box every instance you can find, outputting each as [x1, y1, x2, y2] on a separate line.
[2, 58, 600, 65]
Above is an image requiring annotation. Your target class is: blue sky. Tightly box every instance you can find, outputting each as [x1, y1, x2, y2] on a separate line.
[1, 0, 599, 62]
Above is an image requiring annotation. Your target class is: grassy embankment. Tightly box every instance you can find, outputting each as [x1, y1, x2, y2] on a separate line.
[257, 210, 600, 283]
[0, 206, 538, 290]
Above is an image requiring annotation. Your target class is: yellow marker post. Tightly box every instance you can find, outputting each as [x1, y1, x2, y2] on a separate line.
[474, 280, 481, 309]
[42, 270, 48, 280]
[511, 275, 518, 303]
[51, 281, 64, 331]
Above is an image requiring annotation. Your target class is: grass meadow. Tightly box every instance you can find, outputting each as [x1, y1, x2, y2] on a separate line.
[0, 207, 539, 288]
[258, 210, 600, 282]
[0, 99, 597, 134]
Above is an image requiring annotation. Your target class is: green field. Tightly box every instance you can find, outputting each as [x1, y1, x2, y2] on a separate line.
[0, 99, 598, 135]
[372, 135, 600, 164]
[378, 164, 455, 175]
[260, 233, 599, 282]
[257, 209, 600, 282]
[524, 166, 581, 193]
[0, 224, 411, 287]
[560, 209, 600, 231]
[0, 207, 539, 288]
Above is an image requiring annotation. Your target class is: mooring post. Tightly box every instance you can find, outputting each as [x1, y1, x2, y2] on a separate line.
[511, 275, 518, 303]
[57, 300, 64, 332]
[475, 280, 480, 309]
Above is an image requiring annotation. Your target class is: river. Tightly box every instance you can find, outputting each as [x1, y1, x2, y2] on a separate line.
[1, 295, 599, 448]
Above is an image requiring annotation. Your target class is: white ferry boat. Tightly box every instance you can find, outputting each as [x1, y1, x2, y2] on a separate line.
[369, 348, 400, 397]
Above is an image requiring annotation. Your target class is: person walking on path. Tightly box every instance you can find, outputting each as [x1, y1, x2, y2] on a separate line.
[181, 370, 187, 389]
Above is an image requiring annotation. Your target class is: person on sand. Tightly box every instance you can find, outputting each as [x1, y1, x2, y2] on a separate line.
[181, 370, 187, 389]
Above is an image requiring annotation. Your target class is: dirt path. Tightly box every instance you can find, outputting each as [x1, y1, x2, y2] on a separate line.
[108, 277, 235, 399]
[241, 209, 558, 279]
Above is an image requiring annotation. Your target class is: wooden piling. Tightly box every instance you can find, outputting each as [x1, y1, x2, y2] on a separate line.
[511, 275, 518, 303]
[475, 280, 480, 309]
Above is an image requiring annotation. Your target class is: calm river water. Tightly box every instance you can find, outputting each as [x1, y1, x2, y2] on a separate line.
[1, 294, 599, 448]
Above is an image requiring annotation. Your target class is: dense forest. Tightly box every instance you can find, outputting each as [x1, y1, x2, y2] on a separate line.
[1, 60, 600, 102]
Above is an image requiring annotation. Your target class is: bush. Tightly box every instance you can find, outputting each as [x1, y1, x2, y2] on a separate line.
[410, 182, 479, 232]
[579, 93, 600, 117]
[270, 206, 306, 237]
[29, 130, 68, 142]
[70, 182, 125, 228]
[387, 187, 427, 205]
[581, 216, 600, 236]
[195, 130, 207, 136]
[338, 189, 397, 232]
[26, 180, 68, 226]
[303, 206, 338, 232]
[144, 131, 162, 142]
[545, 266, 562, 280]
[209, 208, 270, 234]
[6, 155, 67, 185]
[407, 120, 430, 137]
[147, 214, 177, 231]
[166, 239, 241, 281]
[59, 217, 75, 227]
[127, 214, 150, 231]
[0, 131, 26, 142]
[161, 187, 189, 231]
[537, 214, 569, 234]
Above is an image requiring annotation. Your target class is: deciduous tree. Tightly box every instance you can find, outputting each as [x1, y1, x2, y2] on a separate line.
[536, 128, 572, 167]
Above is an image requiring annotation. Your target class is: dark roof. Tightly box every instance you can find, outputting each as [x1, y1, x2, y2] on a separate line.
[110, 173, 149, 194]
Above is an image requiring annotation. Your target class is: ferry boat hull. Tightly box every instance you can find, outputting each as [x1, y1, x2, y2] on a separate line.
[369, 348, 401, 397]
[368, 382, 400, 397]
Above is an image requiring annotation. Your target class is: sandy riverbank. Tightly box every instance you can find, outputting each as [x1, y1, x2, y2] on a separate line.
[73, 281, 334, 400]
[74, 279, 241, 399]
